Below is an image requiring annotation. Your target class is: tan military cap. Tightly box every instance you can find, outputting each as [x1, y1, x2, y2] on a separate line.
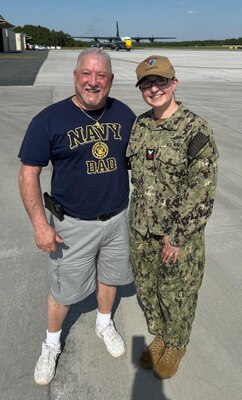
[135, 55, 175, 86]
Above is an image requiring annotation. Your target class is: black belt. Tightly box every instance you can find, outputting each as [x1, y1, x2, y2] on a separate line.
[64, 207, 126, 221]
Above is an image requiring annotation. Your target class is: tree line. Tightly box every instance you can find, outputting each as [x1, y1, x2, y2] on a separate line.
[14, 24, 242, 48]
[14, 24, 85, 47]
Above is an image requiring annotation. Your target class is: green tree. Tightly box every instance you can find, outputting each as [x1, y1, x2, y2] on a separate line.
[14, 24, 77, 47]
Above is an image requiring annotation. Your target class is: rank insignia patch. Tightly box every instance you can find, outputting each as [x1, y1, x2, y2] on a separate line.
[146, 148, 155, 160]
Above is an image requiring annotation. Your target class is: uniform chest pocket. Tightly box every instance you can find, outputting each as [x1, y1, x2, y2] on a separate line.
[155, 145, 188, 183]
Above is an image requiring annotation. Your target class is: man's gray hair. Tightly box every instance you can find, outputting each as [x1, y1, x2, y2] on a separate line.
[76, 48, 112, 72]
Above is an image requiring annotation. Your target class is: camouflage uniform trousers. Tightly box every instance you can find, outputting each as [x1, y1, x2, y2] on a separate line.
[129, 227, 205, 348]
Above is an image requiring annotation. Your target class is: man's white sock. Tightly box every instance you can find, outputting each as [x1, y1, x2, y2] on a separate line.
[96, 311, 111, 328]
[45, 329, 62, 350]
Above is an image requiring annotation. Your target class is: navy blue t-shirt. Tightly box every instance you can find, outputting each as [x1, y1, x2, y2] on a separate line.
[18, 96, 136, 218]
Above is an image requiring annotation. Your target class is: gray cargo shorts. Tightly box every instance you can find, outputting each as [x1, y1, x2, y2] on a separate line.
[49, 209, 133, 305]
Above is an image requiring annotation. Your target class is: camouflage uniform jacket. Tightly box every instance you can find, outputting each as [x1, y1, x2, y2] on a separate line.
[126, 102, 219, 247]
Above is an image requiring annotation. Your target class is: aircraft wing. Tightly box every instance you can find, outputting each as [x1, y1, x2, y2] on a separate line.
[73, 35, 176, 42]
[73, 21, 175, 42]
[131, 36, 176, 41]
[73, 36, 117, 41]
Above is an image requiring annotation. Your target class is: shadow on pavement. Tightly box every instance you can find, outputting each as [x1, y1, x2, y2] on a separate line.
[61, 282, 137, 349]
[0, 50, 49, 85]
[131, 336, 171, 400]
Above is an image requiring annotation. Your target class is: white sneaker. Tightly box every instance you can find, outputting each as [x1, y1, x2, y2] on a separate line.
[95, 320, 126, 357]
[34, 342, 61, 385]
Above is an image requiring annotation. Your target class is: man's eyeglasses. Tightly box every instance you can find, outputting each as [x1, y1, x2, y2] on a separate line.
[139, 77, 170, 90]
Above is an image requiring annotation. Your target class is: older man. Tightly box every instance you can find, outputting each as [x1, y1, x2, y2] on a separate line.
[18, 48, 136, 385]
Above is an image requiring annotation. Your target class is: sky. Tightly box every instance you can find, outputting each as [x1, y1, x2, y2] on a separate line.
[1, 0, 242, 42]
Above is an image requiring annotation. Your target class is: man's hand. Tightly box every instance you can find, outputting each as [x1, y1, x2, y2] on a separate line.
[161, 235, 180, 264]
[34, 223, 63, 254]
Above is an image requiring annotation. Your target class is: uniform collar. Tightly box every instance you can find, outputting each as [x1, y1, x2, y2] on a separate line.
[138, 102, 185, 131]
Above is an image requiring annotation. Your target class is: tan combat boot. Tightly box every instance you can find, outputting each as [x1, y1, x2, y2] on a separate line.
[139, 336, 165, 369]
[154, 347, 186, 379]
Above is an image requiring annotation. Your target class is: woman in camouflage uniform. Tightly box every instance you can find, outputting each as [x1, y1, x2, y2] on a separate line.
[127, 55, 219, 379]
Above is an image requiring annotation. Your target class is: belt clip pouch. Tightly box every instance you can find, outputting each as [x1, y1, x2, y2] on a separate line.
[43, 192, 64, 221]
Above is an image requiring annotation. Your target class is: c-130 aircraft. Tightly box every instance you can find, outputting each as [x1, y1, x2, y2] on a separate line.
[73, 21, 176, 51]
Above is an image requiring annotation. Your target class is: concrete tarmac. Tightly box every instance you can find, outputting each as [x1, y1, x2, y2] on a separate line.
[0, 48, 242, 400]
